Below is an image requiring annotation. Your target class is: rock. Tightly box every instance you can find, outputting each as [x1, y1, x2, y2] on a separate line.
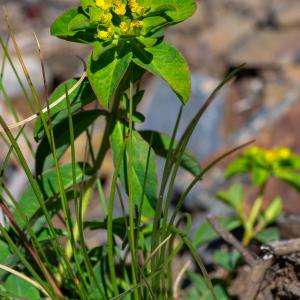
[200, 14, 254, 56]
[138, 73, 232, 215]
[276, 1, 300, 28]
[228, 29, 300, 68]
[0, 54, 52, 103]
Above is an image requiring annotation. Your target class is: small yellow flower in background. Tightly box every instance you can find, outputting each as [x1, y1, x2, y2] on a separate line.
[278, 147, 291, 160]
[98, 29, 110, 40]
[131, 19, 143, 29]
[247, 146, 260, 156]
[96, 0, 113, 10]
[114, 0, 127, 15]
[120, 21, 130, 33]
[265, 150, 277, 164]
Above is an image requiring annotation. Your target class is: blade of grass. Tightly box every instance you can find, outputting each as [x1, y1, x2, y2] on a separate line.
[107, 136, 128, 295]
[0, 36, 35, 112]
[0, 224, 56, 299]
[167, 140, 255, 234]
[0, 199, 63, 298]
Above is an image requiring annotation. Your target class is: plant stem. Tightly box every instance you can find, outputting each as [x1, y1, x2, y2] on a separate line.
[128, 64, 140, 300]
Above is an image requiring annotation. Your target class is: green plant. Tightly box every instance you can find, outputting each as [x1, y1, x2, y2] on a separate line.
[218, 145, 300, 245]
[190, 146, 300, 299]
[0, 1, 249, 299]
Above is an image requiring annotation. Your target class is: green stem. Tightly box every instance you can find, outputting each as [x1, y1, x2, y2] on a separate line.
[128, 64, 139, 300]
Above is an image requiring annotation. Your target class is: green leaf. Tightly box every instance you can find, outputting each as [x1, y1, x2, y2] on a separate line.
[213, 249, 240, 271]
[187, 271, 229, 300]
[111, 122, 158, 217]
[15, 163, 87, 229]
[217, 183, 244, 212]
[0, 240, 10, 264]
[51, 7, 96, 44]
[193, 217, 241, 248]
[3, 275, 40, 300]
[37, 228, 66, 242]
[35, 109, 106, 175]
[252, 167, 269, 186]
[263, 196, 282, 224]
[254, 227, 280, 243]
[139, 130, 201, 176]
[150, 0, 196, 25]
[274, 169, 300, 192]
[225, 157, 249, 178]
[80, 0, 96, 10]
[133, 41, 191, 104]
[34, 78, 96, 141]
[68, 13, 93, 31]
[88, 45, 133, 108]
[248, 197, 263, 229]
[84, 217, 130, 240]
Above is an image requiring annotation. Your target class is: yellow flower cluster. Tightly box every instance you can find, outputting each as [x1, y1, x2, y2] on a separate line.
[114, 0, 127, 15]
[247, 146, 292, 165]
[265, 147, 291, 164]
[96, 0, 113, 10]
[128, 0, 145, 15]
[95, 0, 145, 40]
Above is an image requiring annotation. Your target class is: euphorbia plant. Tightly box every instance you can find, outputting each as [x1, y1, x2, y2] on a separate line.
[0, 1, 248, 299]
[50, 1, 197, 297]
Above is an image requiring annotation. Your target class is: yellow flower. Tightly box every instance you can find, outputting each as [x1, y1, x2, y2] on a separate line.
[107, 25, 115, 35]
[98, 30, 110, 40]
[120, 21, 130, 34]
[100, 12, 113, 23]
[278, 148, 291, 160]
[265, 150, 277, 164]
[96, 0, 113, 10]
[114, 1, 126, 15]
[131, 19, 143, 29]
[128, 0, 145, 15]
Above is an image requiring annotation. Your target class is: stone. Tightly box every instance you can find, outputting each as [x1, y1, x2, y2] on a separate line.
[228, 29, 300, 68]
[263, 82, 293, 108]
[200, 14, 254, 56]
[276, 1, 300, 28]
[138, 73, 232, 215]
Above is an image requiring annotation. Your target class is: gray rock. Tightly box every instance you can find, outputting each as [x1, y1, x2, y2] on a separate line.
[138, 74, 230, 214]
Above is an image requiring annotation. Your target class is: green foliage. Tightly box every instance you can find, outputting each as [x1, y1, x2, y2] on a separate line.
[213, 249, 240, 272]
[187, 271, 228, 300]
[51, 0, 194, 107]
[213, 146, 300, 246]
[111, 121, 158, 217]
[3, 275, 40, 300]
[3, 1, 287, 300]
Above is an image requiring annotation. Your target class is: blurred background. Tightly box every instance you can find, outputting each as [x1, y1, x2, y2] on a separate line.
[0, 0, 300, 239]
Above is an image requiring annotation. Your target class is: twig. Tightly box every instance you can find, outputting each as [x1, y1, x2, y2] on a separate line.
[207, 215, 256, 266]
[261, 238, 300, 256]
[244, 254, 274, 300]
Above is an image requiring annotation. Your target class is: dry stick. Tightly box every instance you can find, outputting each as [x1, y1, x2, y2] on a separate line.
[0, 263, 50, 297]
[0, 200, 64, 298]
[244, 255, 274, 300]
[207, 216, 277, 300]
[262, 238, 300, 256]
[0, 71, 87, 133]
[207, 215, 256, 266]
